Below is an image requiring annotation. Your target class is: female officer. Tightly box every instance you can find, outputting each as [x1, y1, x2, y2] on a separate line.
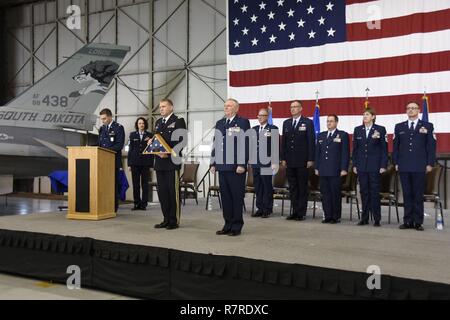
[352, 108, 388, 227]
[128, 117, 154, 210]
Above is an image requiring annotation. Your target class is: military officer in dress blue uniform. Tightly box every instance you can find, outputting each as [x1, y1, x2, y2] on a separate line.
[151, 99, 187, 230]
[98, 108, 125, 212]
[211, 98, 251, 236]
[352, 108, 388, 227]
[393, 101, 436, 231]
[251, 108, 278, 218]
[127, 117, 154, 211]
[281, 100, 315, 221]
[315, 115, 350, 224]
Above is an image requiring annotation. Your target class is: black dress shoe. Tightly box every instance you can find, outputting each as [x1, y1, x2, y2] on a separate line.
[399, 223, 413, 230]
[286, 215, 298, 220]
[415, 224, 424, 231]
[131, 206, 140, 211]
[262, 213, 269, 218]
[329, 219, 337, 224]
[373, 221, 381, 227]
[296, 216, 306, 221]
[216, 230, 231, 235]
[322, 219, 331, 224]
[228, 230, 241, 236]
[357, 221, 369, 226]
[154, 222, 168, 229]
[166, 224, 179, 230]
[139, 206, 147, 211]
[251, 212, 262, 217]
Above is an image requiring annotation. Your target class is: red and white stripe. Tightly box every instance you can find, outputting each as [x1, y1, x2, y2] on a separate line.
[227, 0, 450, 152]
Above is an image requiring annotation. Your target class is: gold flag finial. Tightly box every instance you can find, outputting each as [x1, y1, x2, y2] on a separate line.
[364, 87, 370, 109]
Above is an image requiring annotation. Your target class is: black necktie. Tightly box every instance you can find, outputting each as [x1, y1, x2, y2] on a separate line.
[162, 118, 166, 126]
[410, 122, 415, 131]
[226, 119, 231, 126]
[328, 132, 332, 140]
[293, 120, 297, 129]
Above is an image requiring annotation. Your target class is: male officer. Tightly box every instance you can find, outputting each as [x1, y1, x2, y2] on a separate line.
[98, 108, 125, 212]
[152, 99, 187, 230]
[251, 108, 278, 218]
[315, 115, 349, 224]
[352, 108, 388, 227]
[211, 98, 251, 236]
[393, 101, 436, 231]
[128, 117, 154, 211]
[281, 100, 315, 221]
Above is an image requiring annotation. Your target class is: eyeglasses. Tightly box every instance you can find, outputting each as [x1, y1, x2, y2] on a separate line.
[258, 114, 269, 117]
[406, 107, 419, 110]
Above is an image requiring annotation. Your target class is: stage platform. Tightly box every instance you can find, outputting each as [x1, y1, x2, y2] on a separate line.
[1, 198, 450, 299]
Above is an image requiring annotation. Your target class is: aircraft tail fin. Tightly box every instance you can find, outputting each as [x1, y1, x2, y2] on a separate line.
[6, 43, 130, 114]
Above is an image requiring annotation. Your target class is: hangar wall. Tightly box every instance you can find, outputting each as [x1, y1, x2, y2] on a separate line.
[4, 1, 449, 209]
[3, 0, 228, 201]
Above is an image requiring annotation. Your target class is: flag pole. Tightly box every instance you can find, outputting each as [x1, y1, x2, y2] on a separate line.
[365, 87, 370, 109]
[268, 96, 273, 125]
[422, 87, 429, 122]
[313, 89, 321, 139]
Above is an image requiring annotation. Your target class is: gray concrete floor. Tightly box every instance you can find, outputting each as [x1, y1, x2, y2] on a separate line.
[0, 196, 67, 216]
[0, 273, 133, 300]
[0, 196, 128, 300]
[1, 195, 450, 289]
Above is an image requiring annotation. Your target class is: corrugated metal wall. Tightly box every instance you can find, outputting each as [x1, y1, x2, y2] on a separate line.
[3, 0, 228, 201]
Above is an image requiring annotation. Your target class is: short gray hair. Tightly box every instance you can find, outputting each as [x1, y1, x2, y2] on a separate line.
[226, 98, 240, 109]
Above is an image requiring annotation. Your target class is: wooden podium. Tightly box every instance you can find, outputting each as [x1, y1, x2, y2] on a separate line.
[67, 147, 117, 220]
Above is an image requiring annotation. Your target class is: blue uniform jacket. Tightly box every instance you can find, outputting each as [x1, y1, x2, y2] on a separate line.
[211, 115, 251, 172]
[315, 129, 350, 177]
[281, 116, 315, 168]
[251, 124, 279, 168]
[393, 120, 436, 172]
[98, 121, 125, 169]
[352, 124, 388, 173]
[127, 131, 154, 167]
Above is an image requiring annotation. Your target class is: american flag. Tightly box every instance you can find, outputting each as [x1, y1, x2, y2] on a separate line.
[227, 0, 450, 152]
